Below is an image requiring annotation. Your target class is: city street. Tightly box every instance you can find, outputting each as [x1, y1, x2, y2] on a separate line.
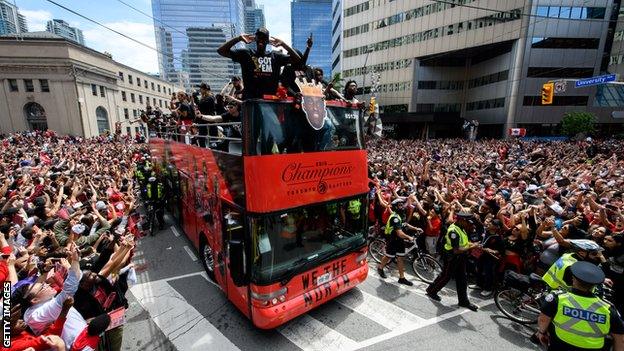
[122, 217, 538, 351]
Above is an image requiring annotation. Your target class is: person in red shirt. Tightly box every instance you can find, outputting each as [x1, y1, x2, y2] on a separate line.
[424, 207, 442, 255]
[70, 313, 110, 351]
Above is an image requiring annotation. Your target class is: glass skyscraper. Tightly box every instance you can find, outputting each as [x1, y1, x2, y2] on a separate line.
[46, 19, 84, 45]
[290, 0, 332, 79]
[244, 0, 265, 34]
[0, 0, 28, 36]
[151, 0, 244, 91]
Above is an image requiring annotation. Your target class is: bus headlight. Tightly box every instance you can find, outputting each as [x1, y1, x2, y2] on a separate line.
[356, 251, 367, 266]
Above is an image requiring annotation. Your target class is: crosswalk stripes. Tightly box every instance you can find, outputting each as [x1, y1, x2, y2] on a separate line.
[334, 288, 426, 330]
[130, 267, 494, 351]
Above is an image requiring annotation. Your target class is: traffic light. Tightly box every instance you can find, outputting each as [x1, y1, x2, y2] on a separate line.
[541, 82, 554, 105]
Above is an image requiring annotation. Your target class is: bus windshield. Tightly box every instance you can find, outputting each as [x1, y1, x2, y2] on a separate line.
[251, 196, 367, 284]
[247, 101, 364, 155]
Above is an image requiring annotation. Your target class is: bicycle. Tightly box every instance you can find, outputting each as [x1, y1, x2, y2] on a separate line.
[494, 270, 547, 324]
[369, 230, 442, 283]
[495, 269, 616, 325]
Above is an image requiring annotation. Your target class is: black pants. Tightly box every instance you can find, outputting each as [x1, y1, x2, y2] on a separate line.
[427, 252, 470, 305]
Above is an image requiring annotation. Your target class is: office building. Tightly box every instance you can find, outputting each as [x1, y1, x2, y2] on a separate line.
[244, 0, 265, 34]
[330, 0, 343, 78]
[340, 0, 623, 138]
[0, 32, 181, 137]
[46, 19, 85, 45]
[0, 0, 28, 35]
[291, 0, 333, 79]
[151, 0, 244, 90]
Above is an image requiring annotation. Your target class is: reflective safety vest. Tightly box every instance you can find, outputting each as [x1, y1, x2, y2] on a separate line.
[543, 253, 577, 291]
[553, 292, 611, 349]
[347, 200, 361, 219]
[384, 212, 401, 236]
[135, 169, 145, 181]
[147, 182, 164, 200]
[443, 223, 469, 251]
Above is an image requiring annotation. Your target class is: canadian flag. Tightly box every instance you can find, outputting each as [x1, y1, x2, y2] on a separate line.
[508, 128, 526, 137]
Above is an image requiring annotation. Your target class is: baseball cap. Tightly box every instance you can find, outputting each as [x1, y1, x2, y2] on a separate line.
[255, 27, 269, 39]
[71, 223, 87, 235]
[95, 201, 108, 211]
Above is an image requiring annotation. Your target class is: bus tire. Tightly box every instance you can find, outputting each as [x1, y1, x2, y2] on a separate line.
[199, 237, 216, 281]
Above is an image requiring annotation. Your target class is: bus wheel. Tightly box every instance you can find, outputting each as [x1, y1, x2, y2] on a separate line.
[200, 239, 216, 280]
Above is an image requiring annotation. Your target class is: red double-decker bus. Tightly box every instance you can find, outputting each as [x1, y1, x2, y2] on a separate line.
[149, 98, 369, 329]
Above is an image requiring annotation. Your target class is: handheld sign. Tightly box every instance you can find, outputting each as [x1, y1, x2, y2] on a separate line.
[295, 79, 327, 130]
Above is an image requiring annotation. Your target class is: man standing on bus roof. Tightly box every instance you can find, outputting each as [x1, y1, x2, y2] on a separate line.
[217, 27, 301, 100]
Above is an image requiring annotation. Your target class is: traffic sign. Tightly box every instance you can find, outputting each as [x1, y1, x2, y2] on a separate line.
[554, 81, 567, 93]
[575, 74, 617, 88]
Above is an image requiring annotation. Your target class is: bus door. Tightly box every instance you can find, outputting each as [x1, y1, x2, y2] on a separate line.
[222, 204, 250, 317]
[179, 172, 198, 243]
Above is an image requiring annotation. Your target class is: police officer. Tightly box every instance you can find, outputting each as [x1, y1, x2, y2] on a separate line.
[426, 212, 481, 311]
[537, 261, 624, 351]
[377, 200, 419, 286]
[146, 175, 165, 230]
[543, 240, 606, 292]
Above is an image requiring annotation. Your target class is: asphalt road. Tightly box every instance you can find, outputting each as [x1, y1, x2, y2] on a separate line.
[121, 218, 540, 351]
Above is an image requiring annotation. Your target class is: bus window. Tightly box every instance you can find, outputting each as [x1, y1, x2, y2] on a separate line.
[248, 102, 364, 155]
[250, 196, 367, 284]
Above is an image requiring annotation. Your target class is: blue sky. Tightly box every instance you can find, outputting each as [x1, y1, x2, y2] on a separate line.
[16, 0, 291, 73]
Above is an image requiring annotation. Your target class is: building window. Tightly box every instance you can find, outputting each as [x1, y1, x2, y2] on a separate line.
[143, 79, 147, 88]
[118, 72, 124, 81]
[527, 67, 594, 78]
[523, 95, 589, 106]
[157, 84, 161, 93]
[24, 79, 34, 92]
[151, 82, 155, 90]
[121, 91, 127, 101]
[124, 108, 129, 119]
[126, 127, 131, 135]
[137, 78, 141, 87]
[100, 86, 105, 97]
[153, 97, 156, 106]
[531, 37, 600, 49]
[24, 102, 47, 131]
[38, 79, 50, 92]
[130, 93, 135, 103]
[139, 95, 143, 104]
[8, 79, 18, 92]
[96, 106, 109, 134]
[135, 127, 140, 134]
[133, 109, 137, 117]
[128, 75, 133, 84]
[168, 88, 171, 95]
[91, 84, 97, 96]
[159, 99, 163, 107]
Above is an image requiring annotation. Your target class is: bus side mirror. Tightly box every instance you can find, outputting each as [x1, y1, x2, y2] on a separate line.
[229, 240, 248, 286]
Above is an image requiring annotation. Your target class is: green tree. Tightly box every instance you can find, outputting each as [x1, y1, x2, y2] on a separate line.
[330, 72, 344, 92]
[561, 111, 596, 138]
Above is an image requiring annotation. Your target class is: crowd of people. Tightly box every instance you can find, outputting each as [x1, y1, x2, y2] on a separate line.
[366, 138, 624, 313]
[0, 130, 147, 351]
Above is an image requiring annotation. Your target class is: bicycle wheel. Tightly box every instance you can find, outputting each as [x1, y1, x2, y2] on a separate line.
[369, 239, 386, 264]
[494, 288, 540, 324]
[412, 254, 441, 283]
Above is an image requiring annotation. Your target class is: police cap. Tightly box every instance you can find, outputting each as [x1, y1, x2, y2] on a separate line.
[456, 212, 474, 219]
[570, 261, 605, 285]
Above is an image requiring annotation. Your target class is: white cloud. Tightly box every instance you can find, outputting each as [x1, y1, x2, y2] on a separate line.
[20, 9, 53, 31]
[257, 0, 291, 45]
[83, 21, 159, 73]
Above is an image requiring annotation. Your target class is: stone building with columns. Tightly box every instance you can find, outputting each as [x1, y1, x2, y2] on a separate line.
[0, 32, 181, 138]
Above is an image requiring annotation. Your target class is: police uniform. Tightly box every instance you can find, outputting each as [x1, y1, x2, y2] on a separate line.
[540, 261, 624, 350]
[543, 252, 578, 291]
[384, 212, 405, 258]
[146, 177, 166, 229]
[426, 212, 476, 309]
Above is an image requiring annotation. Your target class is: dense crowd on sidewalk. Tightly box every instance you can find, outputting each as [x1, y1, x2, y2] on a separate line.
[367, 137, 624, 312]
[0, 130, 145, 351]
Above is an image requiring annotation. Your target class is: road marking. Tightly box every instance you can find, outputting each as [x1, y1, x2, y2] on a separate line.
[278, 314, 358, 351]
[367, 267, 484, 305]
[171, 226, 180, 237]
[130, 279, 239, 351]
[350, 299, 496, 350]
[183, 245, 198, 261]
[335, 288, 426, 330]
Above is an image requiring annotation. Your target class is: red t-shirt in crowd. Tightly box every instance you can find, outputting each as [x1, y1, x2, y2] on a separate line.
[425, 216, 442, 237]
